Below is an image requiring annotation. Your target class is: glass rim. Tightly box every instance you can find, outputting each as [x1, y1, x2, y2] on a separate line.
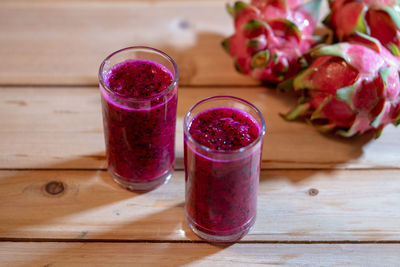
[184, 95, 266, 154]
[98, 46, 179, 102]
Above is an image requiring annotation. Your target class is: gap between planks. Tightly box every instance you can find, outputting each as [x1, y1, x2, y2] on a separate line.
[0, 167, 400, 171]
[0, 84, 263, 89]
[2, 86, 399, 170]
[1, 169, 399, 241]
[1, 238, 400, 244]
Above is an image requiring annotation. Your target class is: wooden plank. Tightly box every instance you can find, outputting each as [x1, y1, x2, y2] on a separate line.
[1, 242, 399, 266]
[1, 169, 399, 241]
[3, 0, 228, 2]
[1, 87, 399, 169]
[0, 1, 258, 86]
[0, 0, 330, 86]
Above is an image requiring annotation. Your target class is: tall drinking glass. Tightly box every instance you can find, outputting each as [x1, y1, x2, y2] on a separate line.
[184, 96, 266, 243]
[99, 46, 178, 192]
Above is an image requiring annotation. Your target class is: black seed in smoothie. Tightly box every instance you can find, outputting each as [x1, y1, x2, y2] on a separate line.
[102, 59, 177, 182]
[185, 106, 262, 236]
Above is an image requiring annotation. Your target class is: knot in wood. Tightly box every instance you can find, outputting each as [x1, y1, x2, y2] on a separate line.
[45, 181, 65, 195]
[308, 188, 319, 196]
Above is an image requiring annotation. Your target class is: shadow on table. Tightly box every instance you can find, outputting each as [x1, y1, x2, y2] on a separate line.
[3, 30, 380, 265]
[257, 88, 377, 183]
[259, 131, 376, 183]
[158, 32, 257, 87]
[1, 32, 240, 266]
[18, 203, 225, 267]
[0, 153, 133, 234]
[0, 152, 220, 266]
[156, 32, 377, 184]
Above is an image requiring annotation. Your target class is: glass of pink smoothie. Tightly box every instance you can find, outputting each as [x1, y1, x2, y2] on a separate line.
[184, 96, 265, 243]
[99, 46, 178, 192]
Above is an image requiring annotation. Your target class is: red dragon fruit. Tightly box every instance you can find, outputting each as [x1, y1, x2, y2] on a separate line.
[283, 33, 400, 137]
[222, 0, 322, 83]
[324, 0, 400, 55]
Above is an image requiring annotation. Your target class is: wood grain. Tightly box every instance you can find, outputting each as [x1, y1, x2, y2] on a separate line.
[1, 169, 399, 241]
[0, 0, 330, 86]
[0, 1, 257, 86]
[1, 87, 399, 170]
[1, 242, 399, 266]
[1, 0, 399, 264]
[3, 0, 229, 2]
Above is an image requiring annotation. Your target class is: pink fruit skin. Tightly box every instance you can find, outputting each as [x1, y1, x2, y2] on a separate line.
[101, 59, 177, 182]
[185, 107, 262, 239]
[286, 36, 400, 137]
[326, 0, 400, 55]
[224, 0, 319, 83]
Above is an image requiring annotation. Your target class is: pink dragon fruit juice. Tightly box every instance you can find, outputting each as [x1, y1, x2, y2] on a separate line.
[99, 46, 178, 192]
[184, 96, 266, 243]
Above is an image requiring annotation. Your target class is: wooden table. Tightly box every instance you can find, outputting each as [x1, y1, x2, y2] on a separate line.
[1, 1, 400, 266]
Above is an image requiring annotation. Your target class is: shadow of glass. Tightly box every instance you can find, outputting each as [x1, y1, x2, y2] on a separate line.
[16, 203, 226, 267]
[18, 242, 225, 267]
[157, 32, 258, 87]
[155, 32, 377, 184]
[2, 29, 382, 265]
[0, 153, 139, 238]
[0, 152, 224, 266]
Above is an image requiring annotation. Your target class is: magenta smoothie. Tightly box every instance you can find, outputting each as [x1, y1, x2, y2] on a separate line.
[100, 53, 178, 191]
[184, 100, 265, 242]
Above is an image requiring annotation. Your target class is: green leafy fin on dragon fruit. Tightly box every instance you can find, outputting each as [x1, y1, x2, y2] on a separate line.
[222, 0, 322, 83]
[283, 33, 400, 137]
[324, 0, 400, 56]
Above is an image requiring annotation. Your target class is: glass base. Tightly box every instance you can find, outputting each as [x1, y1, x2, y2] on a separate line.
[186, 214, 255, 244]
[108, 166, 172, 193]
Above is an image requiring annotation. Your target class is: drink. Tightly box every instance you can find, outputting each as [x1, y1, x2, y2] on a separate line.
[184, 96, 265, 243]
[99, 47, 178, 192]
